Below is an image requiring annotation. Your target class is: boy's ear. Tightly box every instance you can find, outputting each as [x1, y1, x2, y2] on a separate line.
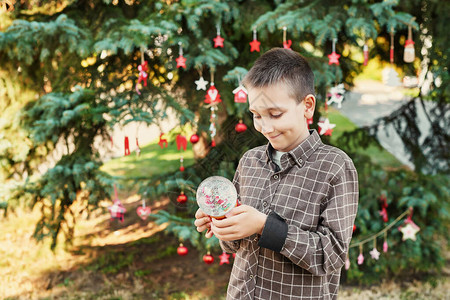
[304, 94, 315, 119]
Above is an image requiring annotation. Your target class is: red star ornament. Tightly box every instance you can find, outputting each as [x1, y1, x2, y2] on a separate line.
[249, 39, 261, 52]
[213, 35, 224, 48]
[176, 55, 186, 69]
[204, 85, 222, 104]
[219, 252, 230, 265]
[328, 51, 340, 65]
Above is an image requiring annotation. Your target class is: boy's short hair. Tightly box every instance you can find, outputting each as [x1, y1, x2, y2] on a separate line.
[243, 48, 315, 103]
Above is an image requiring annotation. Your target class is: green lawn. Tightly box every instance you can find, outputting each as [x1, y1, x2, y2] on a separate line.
[102, 110, 403, 179]
[101, 137, 195, 179]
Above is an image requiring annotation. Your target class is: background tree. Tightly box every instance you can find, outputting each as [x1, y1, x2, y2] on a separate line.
[0, 0, 448, 282]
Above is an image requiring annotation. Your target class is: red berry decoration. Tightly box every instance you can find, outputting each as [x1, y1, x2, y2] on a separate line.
[235, 120, 247, 133]
[203, 252, 214, 264]
[177, 192, 188, 204]
[177, 243, 188, 256]
[179, 166, 185, 172]
[190, 134, 199, 144]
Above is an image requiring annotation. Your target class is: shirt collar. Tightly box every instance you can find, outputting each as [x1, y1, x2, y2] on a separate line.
[265, 130, 322, 167]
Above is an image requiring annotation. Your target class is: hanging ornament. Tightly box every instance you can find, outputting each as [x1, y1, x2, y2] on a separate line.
[363, 43, 369, 66]
[213, 25, 224, 48]
[383, 231, 388, 253]
[383, 28, 401, 87]
[282, 27, 292, 49]
[233, 84, 248, 103]
[398, 208, 420, 241]
[179, 155, 185, 172]
[190, 133, 199, 144]
[124, 136, 131, 156]
[177, 191, 188, 204]
[176, 134, 187, 151]
[136, 198, 151, 220]
[249, 27, 261, 52]
[379, 194, 389, 223]
[353, 224, 356, 233]
[318, 117, 336, 136]
[235, 120, 247, 133]
[177, 243, 188, 256]
[204, 70, 222, 104]
[345, 253, 351, 270]
[219, 252, 230, 265]
[326, 83, 345, 108]
[135, 137, 141, 157]
[357, 245, 364, 265]
[369, 240, 380, 260]
[204, 85, 222, 104]
[328, 38, 341, 65]
[203, 252, 215, 264]
[176, 42, 187, 69]
[135, 46, 148, 95]
[108, 184, 126, 223]
[158, 133, 168, 149]
[195, 75, 209, 91]
[403, 23, 415, 63]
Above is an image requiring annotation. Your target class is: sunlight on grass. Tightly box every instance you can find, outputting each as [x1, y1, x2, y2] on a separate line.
[102, 136, 195, 179]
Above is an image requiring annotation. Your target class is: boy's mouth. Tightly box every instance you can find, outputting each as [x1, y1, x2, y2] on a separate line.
[268, 133, 282, 140]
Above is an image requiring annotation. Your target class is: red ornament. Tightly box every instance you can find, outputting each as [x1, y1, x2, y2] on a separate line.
[179, 156, 185, 172]
[124, 136, 131, 156]
[249, 39, 261, 52]
[176, 134, 187, 151]
[211, 139, 216, 147]
[190, 134, 199, 144]
[177, 243, 188, 256]
[179, 166, 185, 172]
[177, 192, 188, 204]
[219, 252, 230, 265]
[213, 35, 224, 48]
[235, 121, 247, 133]
[363, 44, 369, 66]
[233, 85, 248, 103]
[138, 61, 148, 86]
[283, 40, 292, 49]
[203, 253, 214, 264]
[328, 52, 340, 65]
[158, 133, 168, 149]
[204, 85, 222, 104]
[379, 194, 389, 223]
[353, 224, 356, 233]
[176, 55, 186, 69]
[136, 206, 151, 220]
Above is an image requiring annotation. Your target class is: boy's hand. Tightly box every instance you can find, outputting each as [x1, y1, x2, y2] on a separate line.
[210, 205, 267, 241]
[194, 208, 214, 238]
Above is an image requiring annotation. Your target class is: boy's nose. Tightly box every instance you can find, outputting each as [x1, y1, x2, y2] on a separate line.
[260, 121, 274, 134]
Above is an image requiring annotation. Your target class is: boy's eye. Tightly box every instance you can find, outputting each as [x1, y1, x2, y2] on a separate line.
[253, 115, 261, 119]
[271, 113, 283, 118]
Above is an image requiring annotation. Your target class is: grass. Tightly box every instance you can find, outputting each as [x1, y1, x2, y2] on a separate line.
[101, 136, 195, 179]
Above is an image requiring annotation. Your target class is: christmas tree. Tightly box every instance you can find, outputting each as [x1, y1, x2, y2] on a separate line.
[1, 0, 448, 283]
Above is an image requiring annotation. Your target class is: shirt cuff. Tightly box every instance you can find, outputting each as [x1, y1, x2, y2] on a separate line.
[258, 211, 288, 252]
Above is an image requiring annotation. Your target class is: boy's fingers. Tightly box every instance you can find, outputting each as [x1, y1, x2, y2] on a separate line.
[225, 205, 249, 218]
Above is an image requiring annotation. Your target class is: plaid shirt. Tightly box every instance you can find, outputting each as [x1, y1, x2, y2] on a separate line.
[220, 130, 358, 299]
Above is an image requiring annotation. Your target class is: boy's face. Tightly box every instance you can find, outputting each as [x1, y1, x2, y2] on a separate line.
[248, 82, 315, 152]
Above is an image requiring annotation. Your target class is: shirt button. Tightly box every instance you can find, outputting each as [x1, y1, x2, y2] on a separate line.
[299, 158, 304, 165]
[249, 274, 254, 279]
[262, 201, 268, 207]
[273, 174, 279, 180]
[254, 236, 259, 242]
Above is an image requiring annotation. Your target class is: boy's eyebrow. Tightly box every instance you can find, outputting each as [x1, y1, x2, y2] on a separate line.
[249, 106, 284, 112]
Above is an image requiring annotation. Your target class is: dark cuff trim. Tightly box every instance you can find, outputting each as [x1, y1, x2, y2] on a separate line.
[258, 211, 288, 252]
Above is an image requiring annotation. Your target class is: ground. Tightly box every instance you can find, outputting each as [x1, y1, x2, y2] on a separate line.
[1, 192, 449, 300]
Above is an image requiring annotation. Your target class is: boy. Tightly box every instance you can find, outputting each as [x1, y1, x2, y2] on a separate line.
[194, 48, 358, 299]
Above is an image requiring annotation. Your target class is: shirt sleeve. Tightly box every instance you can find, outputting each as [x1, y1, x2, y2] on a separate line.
[218, 159, 243, 253]
[258, 164, 359, 276]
